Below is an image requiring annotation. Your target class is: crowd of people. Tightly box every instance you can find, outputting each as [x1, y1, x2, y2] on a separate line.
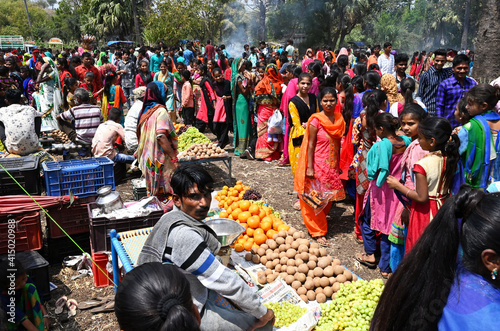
[1, 38, 500, 331]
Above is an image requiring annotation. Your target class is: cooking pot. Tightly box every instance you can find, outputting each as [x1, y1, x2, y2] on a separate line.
[96, 186, 124, 213]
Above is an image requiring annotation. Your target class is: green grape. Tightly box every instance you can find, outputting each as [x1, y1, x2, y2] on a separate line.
[316, 279, 384, 331]
[264, 301, 307, 327]
[177, 127, 211, 151]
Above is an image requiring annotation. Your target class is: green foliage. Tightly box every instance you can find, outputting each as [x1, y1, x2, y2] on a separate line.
[0, 0, 51, 39]
[81, 0, 134, 40]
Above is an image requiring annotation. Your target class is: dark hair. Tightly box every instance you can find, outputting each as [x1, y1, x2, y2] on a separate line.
[5, 89, 22, 104]
[383, 42, 392, 49]
[353, 63, 367, 77]
[293, 65, 302, 78]
[319, 87, 337, 102]
[337, 74, 354, 132]
[0, 65, 8, 76]
[56, 57, 69, 70]
[374, 112, 399, 135]
[394, 53, 409, 64]
[399, 103, 427, 123]
[455, 96, 471, 123]
[107, 107, 121, 122]
[434, 49, 447, 58]
[371, 186, 500, 330]
[0, 259, 26, 291]
[351, 75, 365, 93]
[452, 54, 470, 67]
[115, 263, 200, 331]
[63, 77, 78, 109]
[363, 71, 381, 90]
[82, 52, 91, 59]
[364, 89, 387, 131]
[368, 63, 380, 71]
[298, 71, 312, 85]
[337, 55, 349, 72]
[171, 164, 214, 198]
[418, 117, 460, 192]
[104, 71, 117, 98]
[181, 70, 191, 82]
[467, 83, 500, 110]
[84, 71, 95, 79]
[400, 78, 415, 105]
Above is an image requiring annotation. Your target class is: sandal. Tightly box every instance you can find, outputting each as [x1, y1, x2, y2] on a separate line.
[355, 253, 377, 269]
[90, 300, 115, 314]
[293, 200, 301, 210]
[353, 233, 364, 244]
[67, 299, 78, 317]
[54, 296, 67, 314]
[315, 236, 330, 247]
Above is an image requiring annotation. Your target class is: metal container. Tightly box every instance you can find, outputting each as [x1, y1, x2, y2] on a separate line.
[96, 186, 124, 213]
[205, 218, 246, 247]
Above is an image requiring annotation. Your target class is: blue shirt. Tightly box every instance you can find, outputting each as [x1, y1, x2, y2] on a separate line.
[150, 53, 162, 73]
[416, 66, 453, 116]
[436, 75, 477, 128]
[183, 49, 193, 65]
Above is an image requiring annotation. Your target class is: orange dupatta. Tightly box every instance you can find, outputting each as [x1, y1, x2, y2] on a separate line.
[294, 112, 345, 194]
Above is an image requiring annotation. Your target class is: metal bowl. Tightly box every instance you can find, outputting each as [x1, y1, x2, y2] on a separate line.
[205, 218, 246, 247]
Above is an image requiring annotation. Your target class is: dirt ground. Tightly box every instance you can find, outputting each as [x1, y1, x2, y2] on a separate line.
[42, 133, 381, 330]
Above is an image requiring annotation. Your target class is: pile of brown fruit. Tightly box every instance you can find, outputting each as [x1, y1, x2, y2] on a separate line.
[245, 228, 357, 303]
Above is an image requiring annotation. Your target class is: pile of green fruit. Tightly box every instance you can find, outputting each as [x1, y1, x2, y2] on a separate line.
[264, 301, 307, 327]
[178, 127, 211, 152]
[316, 279, 384, 331]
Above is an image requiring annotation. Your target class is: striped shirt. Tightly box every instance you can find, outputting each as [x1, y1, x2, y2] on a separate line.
[416, 66, 453, 116]
[60, 104, 102, 144]
[436, 75, 477, 128]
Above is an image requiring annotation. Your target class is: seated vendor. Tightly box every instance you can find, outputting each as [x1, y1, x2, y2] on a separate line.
[137, 164, 275, 331]
[0, 89, 41, 155]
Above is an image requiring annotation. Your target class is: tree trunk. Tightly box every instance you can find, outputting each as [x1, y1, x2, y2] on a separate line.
[460, 0, 471, 50]
[338, 27, 348, 48]
[132, 0, 142, 44]
[336, 4, 346, 48]
[259, 0, 267, 41]
[473, 0, 500, 82]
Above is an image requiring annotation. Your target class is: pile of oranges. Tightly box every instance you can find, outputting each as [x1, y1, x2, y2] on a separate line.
[214, 181, 250, 209]
[219, 200, 290, 252]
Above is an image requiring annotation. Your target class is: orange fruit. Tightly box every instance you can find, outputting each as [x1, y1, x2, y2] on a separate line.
[223, 185, 229, 190]
[221, 189, 228, 196]
[234, 243, 244, 252]
[238, 211, 252, 223]
[263, 206, 272, 215]
[230, 190, 239, 197]
[247, 216, 260, 229]
[219, 211, 229, 218]
[254, 228, 265, 237]
[273, 219, 283, 231]
[240, 223, 248, 230]
[278, 224, 290, 232]
[231, 208, 242, 219]
[218, 201, 225, 208]
[239, 200, 251, 211]
[249, 204, 260, 215]
[260, 221, 272, 232]
[226, 207, 233, 215]
[254, 233, 268, 245]
[236, 180, 243, 185]
[235, 184, 243, 192]
[243, 241, 253, 251]
[261, 216, 272, 224]
[258, 209, 267, 220]
[228, 215, 234, 220]
[246, 228, 254, 237]
[266, 229, 277, 239]
[230, 202, 239, 210]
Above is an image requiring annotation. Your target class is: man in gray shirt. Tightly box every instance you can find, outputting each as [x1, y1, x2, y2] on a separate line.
[116, 52, 136, 109]
[138, 164, 275, 331]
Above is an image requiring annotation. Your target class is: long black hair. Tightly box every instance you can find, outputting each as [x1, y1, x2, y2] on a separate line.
[363, 89, 387, 132]
[399, 103, 427, 123]
[115, 262, 201, 331]
[418, 117, 460, 193]
[103, 71, 118, 98]
[374, 112, 399, 135]
[467, 83, 500, 110]
[337, 73, 354, 134]
[371, 186, 500, 331]
[400, 77, 415, 105]
[363, 71, 381, 90]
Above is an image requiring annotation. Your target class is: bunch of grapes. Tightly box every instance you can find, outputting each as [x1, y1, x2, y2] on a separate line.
[176, 126, 188, 135]
[316, 279, 384, 331]
[264, 301, 307, 327]
[242, 189, 262, 201]
[178, 127, 211, 151]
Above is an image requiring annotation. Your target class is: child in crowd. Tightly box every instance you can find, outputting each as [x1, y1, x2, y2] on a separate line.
[31, 83, 41, 111]
[20, 66, 35, 105]
[80, 71, 101, 104]
[102, 71, 126, 123]
[356, 113, 411, 278]
[181, 69, 195, 125]
[387, 117, 460, 254]
[0, 259, 50, 331]
[62, 77, 79, 111]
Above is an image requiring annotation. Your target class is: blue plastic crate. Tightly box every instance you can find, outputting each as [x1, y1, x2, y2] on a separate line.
[42, 157, 115, 197]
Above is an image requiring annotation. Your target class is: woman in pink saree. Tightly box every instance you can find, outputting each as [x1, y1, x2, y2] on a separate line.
[254, 64, 283, 161]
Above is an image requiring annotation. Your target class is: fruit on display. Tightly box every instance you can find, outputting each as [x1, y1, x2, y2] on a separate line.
[215, 181, 252, 207]
[316, 279, 384, 331]
[264, 301, 307, 327]
[178, 142, 227, 160]
[242, 189, 262, 201]
[244, 228, 358, 302]
[178, 127, 211, 151]
[175, 123, 187, 135]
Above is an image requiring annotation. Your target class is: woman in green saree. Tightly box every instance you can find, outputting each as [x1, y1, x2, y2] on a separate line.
[231, 57, 252, 156]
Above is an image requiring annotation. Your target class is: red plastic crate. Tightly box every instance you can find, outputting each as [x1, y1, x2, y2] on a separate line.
[0, 212, 42, 255]
[45, 196, 96, 238]
[91, 248, 111, 288]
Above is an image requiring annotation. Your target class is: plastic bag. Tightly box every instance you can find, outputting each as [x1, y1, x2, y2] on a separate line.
[268, 109, 284, 135]
[300, 178, 334, 215]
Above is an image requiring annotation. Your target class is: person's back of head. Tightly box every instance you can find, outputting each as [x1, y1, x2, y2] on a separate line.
[5, 89, 22, 105]
[74, 88, 90, 104]
[108, 107, 121, 123]
[115, 262, 201, 331]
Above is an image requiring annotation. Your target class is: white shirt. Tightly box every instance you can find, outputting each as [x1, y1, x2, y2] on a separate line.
[124, 100, 143, 151]
[378, 53, 395, 75]
[0, 104, 41, 155]
[285, 45, 294, 59]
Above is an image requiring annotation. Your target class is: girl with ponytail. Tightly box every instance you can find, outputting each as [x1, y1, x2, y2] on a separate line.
[389, 77, 427, 117]
[115, 262, 201, 331]
[102, 71, 126, 123]
[387, 117, 460, 253]
[350, 89, 388, 242]
[355, 113, 412, 277]
[371, 186, 500, 330]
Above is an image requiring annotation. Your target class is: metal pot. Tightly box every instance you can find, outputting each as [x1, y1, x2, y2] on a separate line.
[96, 186, 124, 213]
